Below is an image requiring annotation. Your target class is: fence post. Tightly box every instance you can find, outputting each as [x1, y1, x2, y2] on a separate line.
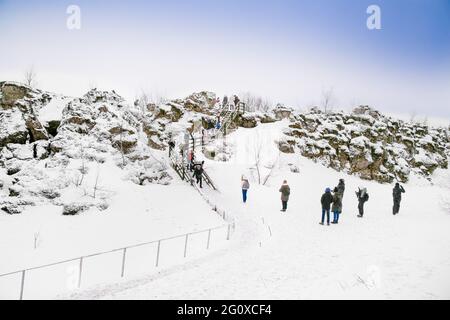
[19, 270, 26, 300]
[206, 229, 211, 250]
[155, 240, 161, 267]
[78, 257, 84, 288]
[202, 136, 205, 153]
[121, 248, 127, 278]
[184, 234, 189, 258]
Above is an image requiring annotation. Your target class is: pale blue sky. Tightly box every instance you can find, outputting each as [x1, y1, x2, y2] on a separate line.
[0, 0, 449, 117]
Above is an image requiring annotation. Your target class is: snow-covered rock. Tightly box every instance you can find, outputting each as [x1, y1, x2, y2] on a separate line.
[283, 106, 449, 183]
[0, 84, 179, 214]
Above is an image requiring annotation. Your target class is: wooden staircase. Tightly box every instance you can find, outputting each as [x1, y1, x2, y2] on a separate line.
[167, 103, 245, 191]
[169, 149, 217, 191]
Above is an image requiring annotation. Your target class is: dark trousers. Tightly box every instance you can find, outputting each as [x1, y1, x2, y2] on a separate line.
[358, 201, 365, 216]
[393, 200, 401, 215]
[196, 175, 202, 188]
[282, 201, 288, 211]
[321, 209, 330, 224]
[242, 189, 248, 203]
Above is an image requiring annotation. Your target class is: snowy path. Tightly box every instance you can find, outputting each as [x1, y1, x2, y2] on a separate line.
[63, 121, 450, 299]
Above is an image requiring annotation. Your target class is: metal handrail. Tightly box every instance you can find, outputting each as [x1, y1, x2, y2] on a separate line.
[0, 223, 229, 279]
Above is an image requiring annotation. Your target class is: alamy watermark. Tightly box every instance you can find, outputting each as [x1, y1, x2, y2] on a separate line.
[66, 5, 81, 30]
[367, 5, 382, 30]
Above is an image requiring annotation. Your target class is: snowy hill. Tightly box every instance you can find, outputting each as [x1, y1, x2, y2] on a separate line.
[62, 120, 450, 300]
[0, 82, 449, 299]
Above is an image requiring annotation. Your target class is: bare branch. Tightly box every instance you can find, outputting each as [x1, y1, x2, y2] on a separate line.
[321, 87, 335, 113]
[93, 164, 100, 199]
[24, 65, 37, 87]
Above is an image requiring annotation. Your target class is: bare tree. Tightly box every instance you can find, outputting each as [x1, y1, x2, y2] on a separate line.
[137, 90, 167, 107]
[117, 117, 127, 168]
[24, 65, 37, 87]
[409, 110, 417, 123]
[88, 81, 97, 91]
[240, 92, 272, 112]
[321, 87, 335, 113]
[262, 151, 280, 186]
[258, 97, 272, 113]
[252, 131, 263, 185]
[93, 164, 100, 199]
[76, 144, 88, 186]
[136, 91, 150, 115]
[33, 231, 41, 249]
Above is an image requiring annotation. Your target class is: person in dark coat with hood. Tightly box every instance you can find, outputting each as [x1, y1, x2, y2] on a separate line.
[356, 187, 369, 217]
[222, 96, 228, 107]
[168, 140, 175, 158]
[320, 188, 333, 225]
[331, 187, 342, 224]
[279, 180, 290, 212]
[335, 178, 345, 211]
[392, 183, 405, 215]
[337, 179, 345, 195]
[193, 161, 204, 188]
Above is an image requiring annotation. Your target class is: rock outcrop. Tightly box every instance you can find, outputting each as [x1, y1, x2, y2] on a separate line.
[0, 84, 175, 214]
[282, 106, 449, 183]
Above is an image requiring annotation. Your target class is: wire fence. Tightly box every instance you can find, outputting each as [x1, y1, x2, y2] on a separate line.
[0, 223, 234, 300]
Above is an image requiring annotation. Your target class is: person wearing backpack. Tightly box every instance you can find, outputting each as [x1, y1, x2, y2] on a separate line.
[356, 187, 369, 217]
[241, 175, 250, 203]
[392, 183, 405, 215]
[193, 161, 204, 188]
[335, 178, 345, 214]
[331, 187, 342, 224]
[279, 180, 290, 212]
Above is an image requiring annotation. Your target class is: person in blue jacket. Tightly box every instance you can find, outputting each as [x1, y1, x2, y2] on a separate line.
[215, 116, 221, 130]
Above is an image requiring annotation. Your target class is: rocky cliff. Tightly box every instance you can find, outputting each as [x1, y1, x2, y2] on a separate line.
[280, 106, 449, 183]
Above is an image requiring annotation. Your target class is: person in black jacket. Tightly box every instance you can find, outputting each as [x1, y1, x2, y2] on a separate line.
[222, 96, 228, 107]
[392, 183, 405, 215]
[193, 161, 204, 188]
[168, 140, 175, 158]
[356, 187, 369, 217]
[320, 188, 333, 226]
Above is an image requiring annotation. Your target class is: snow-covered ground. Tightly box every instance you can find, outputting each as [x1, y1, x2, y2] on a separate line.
[0, 155, 227, 299]
[54, 120, 450, 300]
